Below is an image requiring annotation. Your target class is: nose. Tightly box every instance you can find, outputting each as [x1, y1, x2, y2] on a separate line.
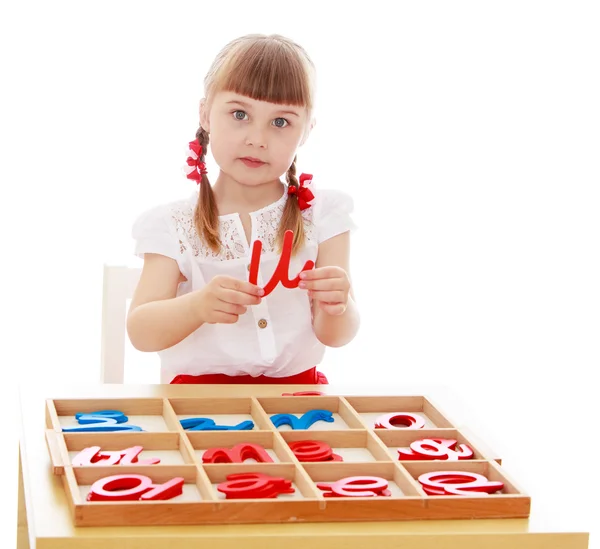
[245, 124, 268, 148]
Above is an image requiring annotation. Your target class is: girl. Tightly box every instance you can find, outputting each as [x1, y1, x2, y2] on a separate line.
[127, 33, 359, 385]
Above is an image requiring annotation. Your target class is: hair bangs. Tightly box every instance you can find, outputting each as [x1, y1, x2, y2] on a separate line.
[215, 39, 313, 109]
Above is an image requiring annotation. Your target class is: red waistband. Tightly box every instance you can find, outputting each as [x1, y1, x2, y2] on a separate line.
[170, 367, 328, 385]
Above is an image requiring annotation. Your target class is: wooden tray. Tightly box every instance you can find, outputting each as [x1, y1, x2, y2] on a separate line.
[44, 394, 530, 527]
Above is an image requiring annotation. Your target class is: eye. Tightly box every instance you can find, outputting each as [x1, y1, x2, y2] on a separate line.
[273, 117, 289, 128]
[232, 110, 248, 121]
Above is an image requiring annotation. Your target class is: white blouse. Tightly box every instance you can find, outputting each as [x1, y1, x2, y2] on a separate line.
[131, 182, 356, 382]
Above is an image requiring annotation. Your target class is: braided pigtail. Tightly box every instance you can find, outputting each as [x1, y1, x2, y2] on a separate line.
[277, 155, 306, 255]
[192, 126, 221, 253]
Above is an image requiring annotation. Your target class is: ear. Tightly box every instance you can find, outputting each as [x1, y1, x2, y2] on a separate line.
[299, 117, 316, 147]
[199, 98, 211, 132]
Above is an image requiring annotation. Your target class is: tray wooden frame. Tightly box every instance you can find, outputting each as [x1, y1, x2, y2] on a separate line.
[44, 395, 530, 527]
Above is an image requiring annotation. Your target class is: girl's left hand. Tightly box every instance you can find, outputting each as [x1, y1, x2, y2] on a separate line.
[298, 266, 351, 316]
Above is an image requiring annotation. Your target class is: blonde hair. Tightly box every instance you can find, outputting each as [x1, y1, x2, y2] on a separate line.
[194, 34, 316, 255]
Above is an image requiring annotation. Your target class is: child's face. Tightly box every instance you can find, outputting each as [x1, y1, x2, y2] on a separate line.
[200, 91, 312, 186]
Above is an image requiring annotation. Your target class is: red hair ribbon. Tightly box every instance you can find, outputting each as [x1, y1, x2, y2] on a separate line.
[288, 172, 315, 210]
[184, 139, 207, 183]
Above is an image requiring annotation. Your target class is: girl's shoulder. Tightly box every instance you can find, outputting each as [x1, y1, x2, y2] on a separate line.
[310, 186, 354, 216]
[307, 182, 357, 244]
[132, 193, 196, 232]
[131, 193, 197, 260]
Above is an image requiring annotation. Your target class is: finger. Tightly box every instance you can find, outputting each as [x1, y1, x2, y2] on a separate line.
[308, 290, 346, 303]
[218, 288, 262, 306]
[216, 300, 247, 316]
[319, 302, 347, 316]
[300, 278, 344, 291]
[219, 276, 265, 297]
[299, 266, 340, 280]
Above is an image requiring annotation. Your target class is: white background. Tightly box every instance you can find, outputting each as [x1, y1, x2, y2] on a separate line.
[1, 0, 599, 546]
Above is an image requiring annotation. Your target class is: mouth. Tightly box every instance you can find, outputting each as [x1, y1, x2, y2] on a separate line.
[239, 157, 266, 168]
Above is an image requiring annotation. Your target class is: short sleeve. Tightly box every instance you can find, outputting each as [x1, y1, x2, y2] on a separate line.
[312, 188, 357, 244]
[131, 204, 180, 260]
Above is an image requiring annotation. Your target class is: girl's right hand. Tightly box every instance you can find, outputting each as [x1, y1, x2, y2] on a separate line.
[195, 275, 264, 324]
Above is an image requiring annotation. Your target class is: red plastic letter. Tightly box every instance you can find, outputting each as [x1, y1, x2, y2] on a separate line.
[249, 230, 314, 296]
[87, 474, 184, 501]
[217, 473, 295, 499]
[203, 443, 274, 464]
[418, 471, 504, 496]
[117, 445, 161, 465]
[374, 413, 426, 430]
[317, 476, 391, 498]
[288, 440, 343, 462]
[397, 438, 473, 461]
[72, 445, 160, 466]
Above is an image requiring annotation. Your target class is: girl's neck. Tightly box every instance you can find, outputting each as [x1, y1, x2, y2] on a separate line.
[213, 170, 285, 215]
